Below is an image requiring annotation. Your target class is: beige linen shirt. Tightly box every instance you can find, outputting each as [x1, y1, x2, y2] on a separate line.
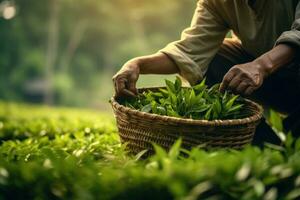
[159, 0, 300, 85]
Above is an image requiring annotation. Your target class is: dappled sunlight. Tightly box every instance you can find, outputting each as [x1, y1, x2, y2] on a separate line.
[0, 1, 16, 20]
[0, 0, 195, 108]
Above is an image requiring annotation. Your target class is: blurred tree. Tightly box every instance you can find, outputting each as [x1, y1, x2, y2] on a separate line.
[45, 0, 60, 104]
[0, 0, 196, 107]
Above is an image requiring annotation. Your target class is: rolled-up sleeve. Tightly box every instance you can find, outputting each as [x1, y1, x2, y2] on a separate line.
[276, 2, 300, 48]
[159, 0, 229, 85]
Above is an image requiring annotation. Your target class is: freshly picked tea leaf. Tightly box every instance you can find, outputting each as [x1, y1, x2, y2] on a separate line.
[122, 77, 247, 120]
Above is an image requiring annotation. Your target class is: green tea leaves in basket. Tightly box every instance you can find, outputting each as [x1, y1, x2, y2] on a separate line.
[123, 77, 247, 120]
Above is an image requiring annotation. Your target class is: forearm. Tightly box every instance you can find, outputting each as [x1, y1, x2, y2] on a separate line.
[253, 44, 296, 77]
[134, 52, 180, 74]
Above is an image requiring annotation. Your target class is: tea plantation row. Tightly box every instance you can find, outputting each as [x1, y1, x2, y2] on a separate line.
[0, 101, 300, 200]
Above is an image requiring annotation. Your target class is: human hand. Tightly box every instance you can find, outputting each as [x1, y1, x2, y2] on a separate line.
[220, 60, 267, 96]
[112, 59, 140, 97]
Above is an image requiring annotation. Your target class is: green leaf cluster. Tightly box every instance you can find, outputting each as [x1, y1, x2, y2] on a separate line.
[123, 77, 246, 120]
[0, 101, 300, 200]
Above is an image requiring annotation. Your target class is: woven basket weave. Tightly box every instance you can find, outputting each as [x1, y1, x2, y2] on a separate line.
[111, 87, 263, 156]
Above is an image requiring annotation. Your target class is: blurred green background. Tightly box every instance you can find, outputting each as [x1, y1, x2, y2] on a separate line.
[0, 0, 196, 110]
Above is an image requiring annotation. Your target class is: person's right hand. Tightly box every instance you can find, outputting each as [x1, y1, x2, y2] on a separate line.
[112, 59, 140, 97]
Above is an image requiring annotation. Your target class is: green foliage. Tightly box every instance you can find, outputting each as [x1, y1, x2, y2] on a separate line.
[268, 110, 288, 143]
[123, 77, 246, 120]
[269, 110, 284, 133]
[0, 0, 196, 106]
[0, 101, 300, 200]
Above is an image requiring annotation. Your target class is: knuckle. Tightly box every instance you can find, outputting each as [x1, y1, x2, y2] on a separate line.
[223, 76, 230, 84]
[116, 75, 126, 83]
[112, 73, 122, 80]
[240, 72, 249, 78]
[112, 74, 117, 81]
[234, 67, 242, 72]
[130, 73, 138, 79]
[253, 82, 259, 87]
[231, 67, 241, 73]
[250, 79, 259, 87]
[229, 84, 237, 91]
[246, 88, 254, 95]
[240, 81, 248, 87]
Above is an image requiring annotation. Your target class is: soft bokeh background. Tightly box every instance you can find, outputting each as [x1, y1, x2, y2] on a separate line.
[0, 0, 196, 110]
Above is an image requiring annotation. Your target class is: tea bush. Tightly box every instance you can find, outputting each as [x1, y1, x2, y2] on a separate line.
[0, 101, 300, 200]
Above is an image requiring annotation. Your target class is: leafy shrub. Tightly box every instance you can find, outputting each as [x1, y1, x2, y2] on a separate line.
[123, 77, 246, 120]
[0, 101, 300, 200]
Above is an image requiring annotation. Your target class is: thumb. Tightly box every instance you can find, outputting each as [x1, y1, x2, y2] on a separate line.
[127, 79, 138, 95]
[128, 72, 139, 94]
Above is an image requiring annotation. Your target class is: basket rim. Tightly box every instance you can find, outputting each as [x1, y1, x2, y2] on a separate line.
[110, 87, 264, 126]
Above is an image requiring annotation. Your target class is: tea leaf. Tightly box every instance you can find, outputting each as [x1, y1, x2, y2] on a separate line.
[227, 104, 243, 113]
[175, 76, 182, 91]
[159, 88, 169, 97]
[208, 83, 220, 94]
[269, 110, 283, 132]
[187, 105, 209, 115]
[166, 79, 176, 94]
[193, 78, 206, 92]
[123, 78, 246, 120]
[167, 107, 180, 117]
[151, 101, 158, 113]
[214, 100, 222, 114]
[168, 139, 182, 160]
[204, 107, 213, 120]
[189, 89, 196, 106]
[141, 104, 152, 113]
[157, 106, 167, 115]
[225, 95, 239, 110]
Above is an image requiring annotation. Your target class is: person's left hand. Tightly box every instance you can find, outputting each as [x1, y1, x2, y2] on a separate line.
[219, 61, 267, 96]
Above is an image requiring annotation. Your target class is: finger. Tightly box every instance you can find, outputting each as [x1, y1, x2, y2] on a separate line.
[127, 75, 138, 95]
[220, 71, 235, 93]
[112, 76, 118, 95]
[121, 89, 136, 97]
[235, 82, 248, 95]
[127, 81, 138, 95]
[244, 86, 255, 96]
[228, 77, 241, 92]
[118, 79, 136, 97]
[113, 80, 118, 95]
[116, 78, 126, 96]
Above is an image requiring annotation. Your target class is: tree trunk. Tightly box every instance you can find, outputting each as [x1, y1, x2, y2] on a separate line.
[44, 0, 60, 105]
[60, 20, 87, 73]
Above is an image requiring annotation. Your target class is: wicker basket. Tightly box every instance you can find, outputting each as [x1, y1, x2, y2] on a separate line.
[110, 87, 263, 156]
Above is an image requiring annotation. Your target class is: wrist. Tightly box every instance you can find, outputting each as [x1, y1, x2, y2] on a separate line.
[131, 54, 159, 74]
[252, 55, 274, 78]
[125, 58, 141, 72]
[130, 55, 156, 74]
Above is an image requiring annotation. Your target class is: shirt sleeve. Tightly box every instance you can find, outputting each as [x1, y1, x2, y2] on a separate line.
[158, 0, 229, 85]
[275, 1, 300, 49]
